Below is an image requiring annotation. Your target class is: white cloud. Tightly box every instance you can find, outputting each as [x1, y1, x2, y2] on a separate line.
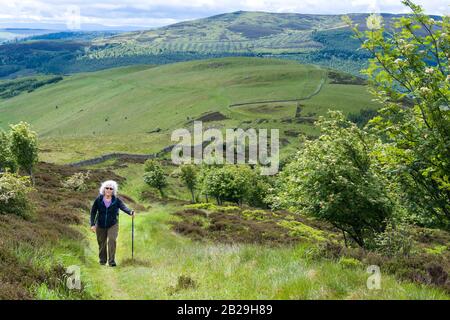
[0, 0, 447, 29]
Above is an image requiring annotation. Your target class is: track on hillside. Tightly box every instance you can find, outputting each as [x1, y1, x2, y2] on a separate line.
[228, 71, 326, 108]
[68, 70, 327, 167]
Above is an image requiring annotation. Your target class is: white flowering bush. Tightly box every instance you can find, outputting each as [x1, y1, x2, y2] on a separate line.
[0, 172, 33, 217]
[345, 0, 450, 227]
[62, 171, 91, 192]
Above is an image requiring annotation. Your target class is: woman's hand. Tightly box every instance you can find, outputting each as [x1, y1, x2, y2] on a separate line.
[131, 210, 136, 218]
[91, 225, 96, 233]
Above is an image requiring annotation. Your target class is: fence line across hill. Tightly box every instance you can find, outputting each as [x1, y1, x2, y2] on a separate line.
[68, 141, 212, 167]
[68, 145, 176, 167]
[67, 77, 329, 168]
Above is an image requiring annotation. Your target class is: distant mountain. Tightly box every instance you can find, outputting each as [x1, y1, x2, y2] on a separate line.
[90, 11, 406, 56]
[83, 11, 413, 75]
[0, 11, 438, 79]
[0, 28, 57, 44]
[22, 31, 120, 42]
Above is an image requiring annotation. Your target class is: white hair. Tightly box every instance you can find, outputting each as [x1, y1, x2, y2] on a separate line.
[99, 180, 118, 196]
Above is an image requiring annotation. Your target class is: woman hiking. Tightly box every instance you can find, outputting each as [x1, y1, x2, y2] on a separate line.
[90, 180, 135, 267]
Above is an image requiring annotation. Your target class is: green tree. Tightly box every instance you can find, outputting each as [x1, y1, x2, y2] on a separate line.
[200, 165, 254, 206]
[0, 131, 17, 173]
[243, 166, 273, 208]
[346, 1, 450, 227]
[180, 164, 197, 203]
[143, 159, 167, 197]
[275, 111, 395, 247]
[9, 122, 38, 184]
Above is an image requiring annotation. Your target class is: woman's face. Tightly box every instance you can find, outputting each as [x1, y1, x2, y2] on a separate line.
[104, 185, 114, 197]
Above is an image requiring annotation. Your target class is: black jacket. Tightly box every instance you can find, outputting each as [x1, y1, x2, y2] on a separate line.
[90, 194, 132, 228]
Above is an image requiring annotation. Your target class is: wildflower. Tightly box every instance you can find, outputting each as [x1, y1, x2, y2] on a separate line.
[420, 87, 431, 94]
[366, 14, 383, 30]
[425, 67, 434, 74]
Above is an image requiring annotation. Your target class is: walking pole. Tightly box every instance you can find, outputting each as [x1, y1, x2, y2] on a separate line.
[132, 211, 135, 260]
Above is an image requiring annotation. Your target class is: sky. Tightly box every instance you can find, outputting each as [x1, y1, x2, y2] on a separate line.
[0, 0, 448, 30]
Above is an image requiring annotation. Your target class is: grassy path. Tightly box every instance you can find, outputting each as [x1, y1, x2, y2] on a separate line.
[55, 202, 449, 300]
[47, 163, 450, 300]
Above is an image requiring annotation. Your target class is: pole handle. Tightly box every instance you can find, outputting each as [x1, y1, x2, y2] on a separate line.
[132, 214, 134, 260]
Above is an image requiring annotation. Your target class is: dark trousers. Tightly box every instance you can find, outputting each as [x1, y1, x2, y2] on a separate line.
[96, 223, 119, 264]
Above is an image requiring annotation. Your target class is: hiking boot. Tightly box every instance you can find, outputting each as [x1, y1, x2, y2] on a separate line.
[100, 261, 106, 266]
[109, 261, 117, 267]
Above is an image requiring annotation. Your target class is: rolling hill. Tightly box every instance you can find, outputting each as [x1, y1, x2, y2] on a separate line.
[0, 57, 379, 163]
[90, 11, 403, 56]
[0, 11, 422, 79]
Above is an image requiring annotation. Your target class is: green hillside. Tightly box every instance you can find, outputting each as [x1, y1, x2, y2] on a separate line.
[91, 12, 406, 57]
[0, 57, 379, 163]
[2, 12, 437, 78]
[85, 12, 421, 75]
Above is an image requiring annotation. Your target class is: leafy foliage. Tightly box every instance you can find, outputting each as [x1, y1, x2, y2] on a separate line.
[61, 171, 91, 192]
[373, 222, 414, 257]
[198, 165, 247, 205]
[143, 160, 167, 197]
[347, 108, 379, 127]
[197, 165, 270, 207]
[274, 111, 396, 247]
[0, 172, 33, 217]
[180, 165, 197, 202]
[347, 1, 450, 227]
[0, 130, 17, 172]
[8, 122, 38, 183]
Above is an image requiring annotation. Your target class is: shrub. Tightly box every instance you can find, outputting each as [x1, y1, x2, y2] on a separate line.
[180, 165, 197, 203]
[199, 165, 242, 205]
[0, 131, 17, 173]
[9, 122, 38, 184]
[198, 165, 269, 206]
[241, 209, 267, 221]
[338, 257, 363, 269]
[61, 171, 91, 192]
[216, 205, 240, 213]
[425, 245, 448, 256]
[245, 168, 273, 208]
[372, 222, 414, 257]
[0, 172, 33, 217]
[143, 160, 167, 197]
[275, 111, 396, 247]
[184, 203, 240, 213]
[184, 203, 217, 211]
[278, 220, 326, 242]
